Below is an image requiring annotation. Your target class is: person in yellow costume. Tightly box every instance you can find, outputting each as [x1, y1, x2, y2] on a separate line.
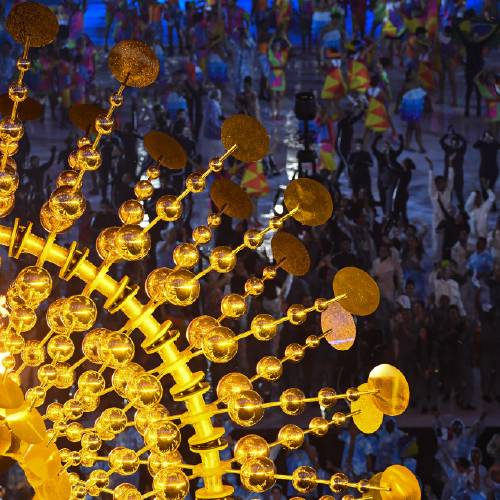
[321, 49, 346, 115]
[364, 74, 395, 144]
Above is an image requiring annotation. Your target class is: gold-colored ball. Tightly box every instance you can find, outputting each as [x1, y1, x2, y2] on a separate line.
[250, 314, 277, 341]
[216, 372, 253, 403]
[25, 386, 46, 407]
[152, 468, 189, 499]
[278, 424, 304, 449]
[63, 295, 97, 332]
[101, 407, 127, 434]
[134, 179, 154, 200]
[144, 421, 181, 453]
[208, 214, 223, 228]
[128, 373, 163, 408]
[314, 298, 329, 312]
[56, 170, 79, 188]
[287, 304, 307, 325]
[63, 398, 84, 420]
[38, 364, 57, 386]
[186, 315, 219, 349]
[40, 201, 73, 233]
[95, 115, 114, 135]
[164, 269, 200, 306]
[227, 390, 264, 427]
[186, 172, 205, 192]
[309, 417, 329, 436]
[45, 299, 70, 334]
[305, 335, 320, 348]
[0, 118, 23, 142]
[49, 186, 86, 220]
[9, 305, 36, 332]
[240, 457, 276, 493]
[209, 246, 237, 273]
[147, 165, 161, 180]
[201, 326, 238, 363]
[0, 194, 15, 217]
[109, 447, 140, 475]
[280, 388, 306, 415]
[156, 195, 182, 221]
[78, 370, 105, 396]
[8, 83, 28, 102]
[82, 328, 111, 363]
[74, 145, 101, 171]
[173, 243, 199, 269]
[346, 387, 359, 402]
[330, 473, 349, 493]
[99, 333, 135, 368]
[47, 335, 74, 362]
[220, 293, 247, 318]
[292, 466, 317, 494]
[245, 276, 264, 296]
[81, 431, 102, 452]
[110, 93, 124, 107]
[66, 422, 84, 442]
[135, 405, 170, 435]
[243, 229, 263, 249]
[209, 158, 223, 172]
[112, 362, 144, 398]
[46, 402, 64, 422]
[148, 451, 182, 475]
[269, 215, 283, 230]
[119, 199, 144, 224]
[115, 224, 151, 261]
[96, 226, 119, 260]
[145, 267, 171, 302]
[318, 387, 337, 408]
[15, 265, 52, 306]
[284, 343, 305, 362]
[331, 412, 347, 426]
[21, 339, 45, 366]
[256, 356, 283, 381]
[234, 434, 270, 464]
[113, 483, 141, 500]
[0, 165, 19, 197]
[192, 225, 211, 245]
[54, 363, 75, 389]
[16, 58, 30, 72]
[86, 469, 109, 495]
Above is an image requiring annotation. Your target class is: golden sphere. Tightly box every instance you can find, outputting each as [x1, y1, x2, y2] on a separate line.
[95, 417, 115, 440]
[0, 194, 15, 217]
[128, 373, 163, 408]
[256, 356, 283, 381]
[0, 165, 19, 197]
[134, 179, 154, 200]
[331, 412, 347, 427]
[284, 343, 305, 362]
[110, 93, 124, 107]
[71, 480, 86, 497]
[49, 186, 86, 220]
[46, 299, 71, 334]
[82, 328, 111, 363]
[309, 417, 329, 436]
[186, 315, 219, 349]
[46, 402, 64, 422]
[25, 386, 46, 407]
[113, 483, 141, 500]
[96, 226, 119, 260]
[109, 447, 140, 475]
[134, 405, 170, 435]
[250, 314, 277, 341]
[0, 138, 18, 156]
[269, 215, 283, 230]
[156, 195, 182, 221]
[63, 398, 83, 420]
[66, 422, 84, 442]
[173, 243, 199, 269]
[145, 267, 171, 302]
[201, 326, 238, 363]
[292, 466, 317, 494]
[0, 118, 23, 142]
[209, 246, 237, 273]
[101, 407, 127, 434]
[314, 298, 329, 312]
[148, 451, 182, 475]
[78, 370, 105, 396]
[147, 165, 160, 180]
[119, 199, 144, 224]
[21, 339, 45, 366]
[227, 390, 264, 427]
[330, 473, 349, 493]
[287, 304, 307, 325]
[9, 305, 36, 332]
[346, 387, 359, 402]
[74, 390, 99, 412]
[99, 333, 135, 368]
[87, 469, 109, 495]
[56, 170, 79, 188]
[112, 363, 144, 398]
[240, 457, 276, 493]
[95, 115, 114, 135]
[47, 335, 74, 361]
[186, 172, 205, 192]
[243, 229, 263, 249]
[305, 335, 320, 348]
[234, 434, 270, 464]
[164, 269, 200, 306]
[145, 421, 181, 453]
[40, 201, 73, 233]
[280, 388, 306, 415]
[220, 293, 247, 318]
[153, 468, 189, 499]
[5, 333, 24, 354]
[245, 276, 264, 296]
[81, 431, 102, 452]
[74, 145, 101, 171]
[216, 372, 253, 403]
[192, 225, 211, 245]
[15, 266, 52, 306]
[116, 224, 151, 261]
[318, 387, 337, 408]
[278, 424, 304, 449]
[16, 58, 30, 72]
[8, 83, 28, 102]
[63, 295, 97, 332]
[209, 158, 223, 172]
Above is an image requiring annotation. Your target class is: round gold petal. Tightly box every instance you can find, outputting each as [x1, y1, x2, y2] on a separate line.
[321, 302, 356, 351]
[108, 40, 159, 88]
[283, 179, 333, 226]
[271, 231, 310, 276]
[6, 2, 59, 48]
[210, 178, 253, 219]
[380, 465, 421, 500]
[0, 94, 43, 121]
[367, 364, 410, 416]
[143, 131, 187, 170]
[68, 103, 105, 133]
[332, 266, 380, 316]
[221, 115, 269, 162]
[351, 383, 383, 434]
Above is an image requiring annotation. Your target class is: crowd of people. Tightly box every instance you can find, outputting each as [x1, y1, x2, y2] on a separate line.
[1, 0, 500, 499]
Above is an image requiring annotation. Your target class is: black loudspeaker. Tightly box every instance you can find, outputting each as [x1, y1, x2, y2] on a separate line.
[294, 92, 316, 121]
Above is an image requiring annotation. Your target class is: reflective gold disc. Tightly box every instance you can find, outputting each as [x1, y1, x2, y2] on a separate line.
[283, 178, 333, 226]
[143, 131, 187, 169]
[6, 2, 59, 48]
[367, 364, 410, 416]
[210, 177, 253, 219]
[351, 383, 383, 434]
[332, 266, 380, 316]
[0, 94, 43, 121]
[380, 465, 421, 500]
[321, 302, 356, 351]
[271, 231, 310, 276]
[368, 472, 384, 500]
[68, 103, 105, 133]
[108, 40, 160, 88]
[221, 115, 269, 162]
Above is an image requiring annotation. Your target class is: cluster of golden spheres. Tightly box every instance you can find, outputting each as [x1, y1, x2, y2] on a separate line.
[0, 3, 420, 500]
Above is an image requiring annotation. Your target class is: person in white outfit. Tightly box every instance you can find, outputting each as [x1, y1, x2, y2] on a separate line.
[427, 156, 454, 263]
[465, 189, 496, 240]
